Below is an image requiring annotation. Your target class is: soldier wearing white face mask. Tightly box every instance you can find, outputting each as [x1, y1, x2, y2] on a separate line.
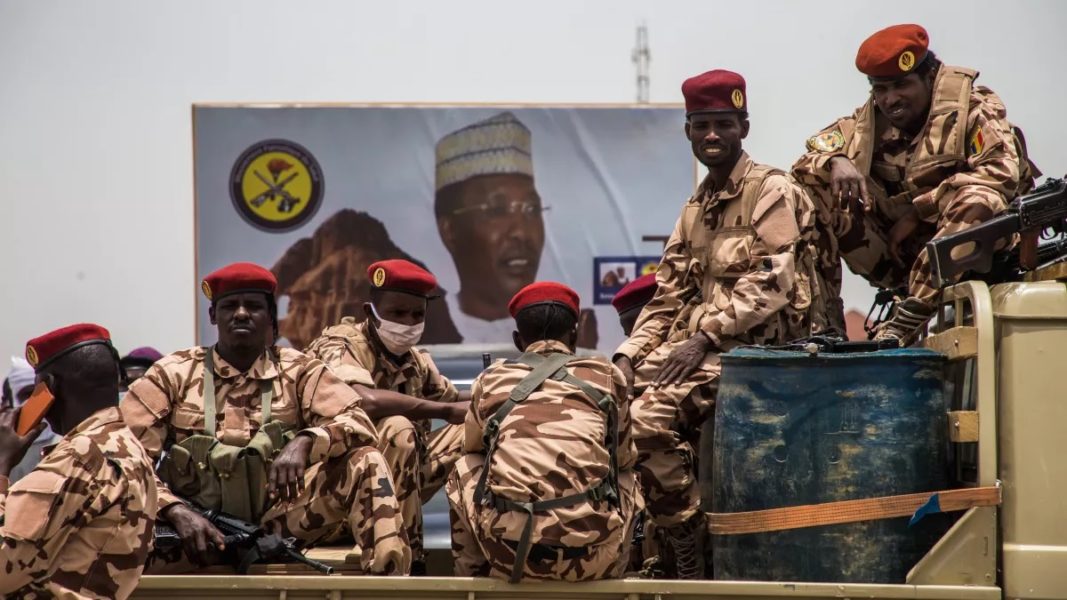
[304, 259, 469, 573]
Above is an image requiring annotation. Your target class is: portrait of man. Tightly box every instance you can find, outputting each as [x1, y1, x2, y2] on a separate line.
[434, 112, 547, 343]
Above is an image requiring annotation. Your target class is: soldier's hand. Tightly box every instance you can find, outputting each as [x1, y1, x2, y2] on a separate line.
[445, 401, 471, 425]
[829, 156, 871, 211]
[613, 355, 635, 399]
[270, 434, 314, 503]
[889, 208, 921, 269]
[163, 503, 226, 565]
[0, 407, 47, 476]
[653, 333, 712, 388]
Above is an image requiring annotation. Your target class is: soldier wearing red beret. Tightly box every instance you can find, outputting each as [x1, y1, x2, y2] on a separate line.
[792, 24, 1038, 344]
[611, 273, 658, 335]
[615, 69, 819, 578]
[1, 324, 157, 599]
[446, 282, 640, 582]
[305, 258, 467, 573]
[121, 261, 411, 575]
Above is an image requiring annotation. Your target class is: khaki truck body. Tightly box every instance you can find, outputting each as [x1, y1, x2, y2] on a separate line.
[133, 275, 1067, 599]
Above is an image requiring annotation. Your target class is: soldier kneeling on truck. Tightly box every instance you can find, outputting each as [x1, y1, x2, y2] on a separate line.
[447, 281, 641, 582]
[120, 262, 411, 575]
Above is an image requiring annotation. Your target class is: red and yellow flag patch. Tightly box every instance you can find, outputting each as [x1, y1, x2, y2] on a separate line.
[968, 128, 985, 155]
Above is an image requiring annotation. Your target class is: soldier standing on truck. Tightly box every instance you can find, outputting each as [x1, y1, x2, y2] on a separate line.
[304, 259, 468, 575]
[447, 281, 640, 582]
[614, 69, 818, 579]
[120, 262, 411, 575]
[1, 323, 157, 599]
[792, 23, 1036, 344]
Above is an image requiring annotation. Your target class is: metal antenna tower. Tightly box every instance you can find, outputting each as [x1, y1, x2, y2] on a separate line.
[632, 23, 650, 103]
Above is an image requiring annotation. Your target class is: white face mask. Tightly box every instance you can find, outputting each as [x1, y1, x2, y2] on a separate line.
[370, 304, 425, 355]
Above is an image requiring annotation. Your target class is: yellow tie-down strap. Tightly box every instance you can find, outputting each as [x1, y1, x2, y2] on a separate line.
[707, 485, 1001, 535]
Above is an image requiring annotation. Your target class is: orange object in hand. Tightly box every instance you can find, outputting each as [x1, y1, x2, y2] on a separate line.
[17, 382, 54, 436]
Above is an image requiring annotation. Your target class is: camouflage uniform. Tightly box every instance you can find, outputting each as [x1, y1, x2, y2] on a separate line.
[447, 340, 640, 581]
[121, 345, 411, 575]
[305, 317, 464, 562]
[617, 152, 816, 530]
[0, 407, 157, 600]
[792, 65, 1032, 313]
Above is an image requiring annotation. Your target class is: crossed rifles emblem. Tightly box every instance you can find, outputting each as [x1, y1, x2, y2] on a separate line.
[250, 158, 301, 213]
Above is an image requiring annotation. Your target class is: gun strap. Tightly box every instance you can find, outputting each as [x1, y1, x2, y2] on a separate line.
[203, 347, 274, 437]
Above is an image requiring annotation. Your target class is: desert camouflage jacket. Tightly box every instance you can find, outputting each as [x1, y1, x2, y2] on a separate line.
[120, 345, 377, 510]
[618, 152, 816, 364]
[463, 340, 636, 547]
[305, 318, 459, 436]
[0, 407, 157, 600]
[792, 64, 1029, 223]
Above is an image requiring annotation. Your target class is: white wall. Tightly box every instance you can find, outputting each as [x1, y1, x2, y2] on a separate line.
[1, 0, 1064, 360]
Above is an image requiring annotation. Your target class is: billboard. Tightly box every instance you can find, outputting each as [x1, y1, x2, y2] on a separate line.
[193, 104, 694, 354]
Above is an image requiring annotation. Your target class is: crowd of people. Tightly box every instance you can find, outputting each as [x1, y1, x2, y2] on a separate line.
[0, 23, 1038, 598]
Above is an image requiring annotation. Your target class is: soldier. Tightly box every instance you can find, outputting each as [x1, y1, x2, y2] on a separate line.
[1, 323, 157, 599]
[447, 282, 639, 582]
[120, 262, 410, 575]
[614, 70, 817, 578]
[305, 259, 467, 573]
[611, 273, 658, 336]
[792, 24, 1035, 343]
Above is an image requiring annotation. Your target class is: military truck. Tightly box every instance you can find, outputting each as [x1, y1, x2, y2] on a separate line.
[131, 251, 1067, 599]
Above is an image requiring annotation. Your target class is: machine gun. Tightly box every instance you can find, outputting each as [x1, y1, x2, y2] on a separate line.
[927, 177, 1067, 288]
[154, 506, 334, 574]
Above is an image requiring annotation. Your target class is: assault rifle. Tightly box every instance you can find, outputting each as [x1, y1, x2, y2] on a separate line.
[927, 177, 1067, 288]
[154, 506, 334, 574]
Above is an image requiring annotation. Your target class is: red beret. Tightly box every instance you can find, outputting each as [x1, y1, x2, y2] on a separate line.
[855, 24, 929, 79]
[508, 281, 580, 318]
[202, 262, 277, 302]
[682, 69, 747, 115]
[26, 323, 112, 371]
[611, 273, 658, 315]
[368, 259, 438, 297]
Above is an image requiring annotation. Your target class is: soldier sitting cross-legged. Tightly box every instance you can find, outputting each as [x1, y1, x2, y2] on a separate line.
[120, 262, 411, 575]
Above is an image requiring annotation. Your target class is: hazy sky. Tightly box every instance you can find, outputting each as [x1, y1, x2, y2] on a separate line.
[1, 0, 1064, 359]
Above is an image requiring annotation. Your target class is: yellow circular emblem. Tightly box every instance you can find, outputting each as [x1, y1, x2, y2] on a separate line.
[898, 50, 916, 72]
[731, 89, 745, 109]
[230, 140, 324, 232]
[201, 280, 213, 300]
[25, 345, 38, 367]
[807, 130, 846, 153]
[372, 267, 387, 288]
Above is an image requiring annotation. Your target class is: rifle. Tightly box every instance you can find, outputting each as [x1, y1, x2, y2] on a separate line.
[926, 177, 1067, 288]
[154, 506, 334, 574]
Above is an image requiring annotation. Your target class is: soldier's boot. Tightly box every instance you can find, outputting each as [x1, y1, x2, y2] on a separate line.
[873, 297, 935, 346]
[663, 516, 704, 580]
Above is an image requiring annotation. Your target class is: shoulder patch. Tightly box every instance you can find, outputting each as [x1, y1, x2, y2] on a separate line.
[806, 130, 845, 153]
[969, 127, 985, 155]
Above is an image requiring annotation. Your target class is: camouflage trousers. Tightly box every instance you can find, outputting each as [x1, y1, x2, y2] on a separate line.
[806, 180, 1008, 311]
[148, 446, 411, 576]
[377, 416, 464, 562]
[631, 342, 720, 529]
[446, 453, 640, 581]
